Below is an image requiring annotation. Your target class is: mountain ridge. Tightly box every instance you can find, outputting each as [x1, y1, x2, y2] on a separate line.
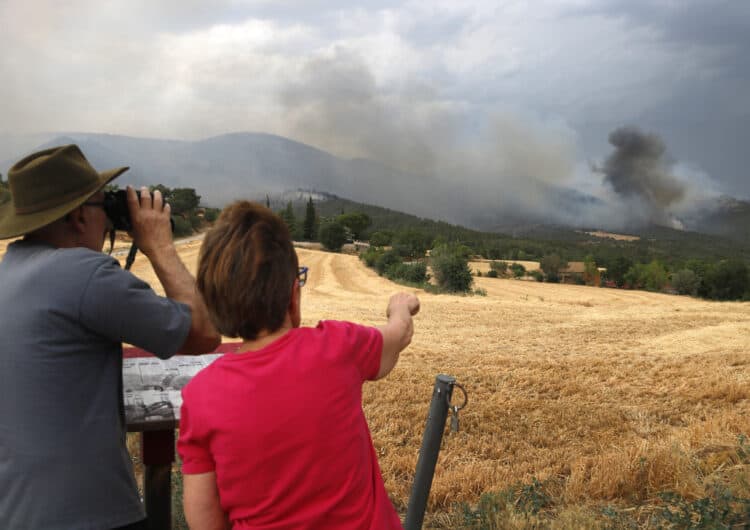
[1, 131, 746, 242]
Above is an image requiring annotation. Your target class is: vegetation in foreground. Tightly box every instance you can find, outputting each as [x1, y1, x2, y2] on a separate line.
[128, 432, 750, 529]
[435, 436, 750, 529]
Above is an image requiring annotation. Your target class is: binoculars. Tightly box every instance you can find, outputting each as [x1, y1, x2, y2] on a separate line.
[103, 189, 170, 232]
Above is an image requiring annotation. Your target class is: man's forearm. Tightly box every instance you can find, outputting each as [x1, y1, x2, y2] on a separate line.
[148, 245, 220, 354]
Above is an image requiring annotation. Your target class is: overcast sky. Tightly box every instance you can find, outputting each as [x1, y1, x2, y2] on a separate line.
[2, 0, 748, 203]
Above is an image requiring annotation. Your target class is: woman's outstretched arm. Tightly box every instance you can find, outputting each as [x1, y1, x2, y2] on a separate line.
[376, 292, 420, 380]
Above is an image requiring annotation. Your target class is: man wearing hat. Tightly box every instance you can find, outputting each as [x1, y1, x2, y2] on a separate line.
[0, 145, 221, 529]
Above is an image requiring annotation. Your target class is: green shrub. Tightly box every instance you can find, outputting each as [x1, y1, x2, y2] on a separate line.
[369, 231, 393, 247]
[701, 259, 749, 300]
[189, 213, 202, 230]
[203, 208, 220, 222]
[625, 261, 669, 291]
[486, 269, 498, 278]
[392, 229, 433, 259]
[401, 262, 427, 283]
[490, 261, 508, 274]
[510, 263, 526, 278]
[431, 244, 473, 292]
[529, 270, 544, 282]
[375, 250, 402, 276]
[656, 488, 750, 528]
[319, 220, 347, 252]
[360, 247, 383, 267]
[172, 216, 193, 237]
[672, 269, 699, 295]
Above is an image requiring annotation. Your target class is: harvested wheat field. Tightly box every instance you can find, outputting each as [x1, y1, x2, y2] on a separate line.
[6, 235, 748, 527]
[118, 238, 750, 527]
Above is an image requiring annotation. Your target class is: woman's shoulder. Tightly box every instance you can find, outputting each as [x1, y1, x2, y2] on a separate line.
[181, 354, 227, 396]
[307, 320, 381, 346]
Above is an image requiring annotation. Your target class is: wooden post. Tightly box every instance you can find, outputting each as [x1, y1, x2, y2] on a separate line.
[141, 429, 175, 530]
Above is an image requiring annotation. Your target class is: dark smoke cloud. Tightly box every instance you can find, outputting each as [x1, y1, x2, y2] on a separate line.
[597, 126, 686, 227]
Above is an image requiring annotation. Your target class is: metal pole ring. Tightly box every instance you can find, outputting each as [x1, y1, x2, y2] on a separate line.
[448, 382, 468, 411]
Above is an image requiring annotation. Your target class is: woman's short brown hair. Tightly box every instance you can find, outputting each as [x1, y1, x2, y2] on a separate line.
[197, 201, 298, 340]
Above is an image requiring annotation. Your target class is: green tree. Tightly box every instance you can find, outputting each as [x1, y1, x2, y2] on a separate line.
[624, 261, 668, 291]
[672, 269, 699, 296]
[643, 260, 668, 291]
[624, 263, 644, 288]
[702, 260, 749, 300]
[147, 185, 202, 235]
[303, 197, 317, 241]
[336, 212, 371, 240]
[431, 244, 473, 292]
[540, 254, 566, 282]
[279, 201, 296, 238]
[583, 255, 598, 286]
[369, 231, 393, 247]
[169, 188, 201, 215]
[172, 216, 193, 237]
[375, 250, 402, 276]
[204, 208, 220, 223]
[606, 256, 633, 287]
[319, 220, 347, 251]
[393, 229, 433, 259]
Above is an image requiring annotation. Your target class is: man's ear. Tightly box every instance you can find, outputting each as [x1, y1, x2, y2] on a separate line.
[67, 206, 87, 234]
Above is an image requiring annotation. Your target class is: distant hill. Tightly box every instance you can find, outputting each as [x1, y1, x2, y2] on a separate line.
[273, 191, 750, 265]
[1, 131, 747, 244]
[0, 131, 607, 232]
[0, 131, 433, 219]
[682, 196, 750, 243]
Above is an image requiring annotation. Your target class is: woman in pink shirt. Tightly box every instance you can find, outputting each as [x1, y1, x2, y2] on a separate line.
[178, 201, 419, 530]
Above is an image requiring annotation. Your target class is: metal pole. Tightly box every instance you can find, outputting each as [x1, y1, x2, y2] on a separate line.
[404, 374, 455, 530]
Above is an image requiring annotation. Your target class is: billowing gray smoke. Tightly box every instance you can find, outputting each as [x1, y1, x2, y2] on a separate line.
[597, 126, 686, 227]
[276, 48, 581, 229]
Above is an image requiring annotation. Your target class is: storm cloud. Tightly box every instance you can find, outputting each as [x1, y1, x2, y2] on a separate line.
[0, 0, 748, 230]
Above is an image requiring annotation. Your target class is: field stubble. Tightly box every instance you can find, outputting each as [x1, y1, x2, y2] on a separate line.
[134, 245, 750, 526]
[5, 236, 747, 527]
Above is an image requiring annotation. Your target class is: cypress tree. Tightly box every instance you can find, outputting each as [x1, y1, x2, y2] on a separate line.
[280, 201, 296, 237]
[303, 196, 317, 241]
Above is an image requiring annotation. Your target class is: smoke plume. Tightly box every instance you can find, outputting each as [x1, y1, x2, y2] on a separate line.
[277, 48, 580, 228]
[596, 126, 687, 226]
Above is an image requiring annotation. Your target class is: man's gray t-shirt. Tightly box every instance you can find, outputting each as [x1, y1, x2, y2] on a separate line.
[0, 240, 192, 529]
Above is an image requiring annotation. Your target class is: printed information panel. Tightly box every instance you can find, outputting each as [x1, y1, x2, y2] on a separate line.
[123, 354, 222, 429]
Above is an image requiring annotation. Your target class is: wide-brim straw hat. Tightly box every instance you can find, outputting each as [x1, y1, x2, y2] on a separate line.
[0, 144, 129, 239]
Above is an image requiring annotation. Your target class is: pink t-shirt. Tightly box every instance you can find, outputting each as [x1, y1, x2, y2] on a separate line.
[177, 320, 403, 530]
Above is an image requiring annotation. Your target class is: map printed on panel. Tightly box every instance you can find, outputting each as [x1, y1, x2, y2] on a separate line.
[123, 354, 222, 425]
